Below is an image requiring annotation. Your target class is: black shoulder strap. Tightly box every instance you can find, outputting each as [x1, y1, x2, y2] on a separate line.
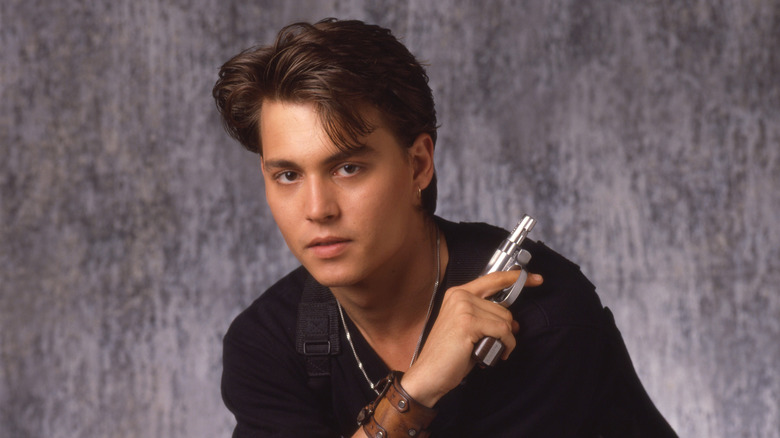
[296, 274, 340, 379]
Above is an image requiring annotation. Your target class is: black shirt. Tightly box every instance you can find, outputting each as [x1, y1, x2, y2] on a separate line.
[222, 218, 676, 437]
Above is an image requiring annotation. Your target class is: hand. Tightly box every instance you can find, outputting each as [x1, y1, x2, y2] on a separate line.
[401, 271, 543, 407]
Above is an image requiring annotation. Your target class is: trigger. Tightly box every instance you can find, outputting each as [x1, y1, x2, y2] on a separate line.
[494, 269, 527, 308]
[505, 269, 527, 307]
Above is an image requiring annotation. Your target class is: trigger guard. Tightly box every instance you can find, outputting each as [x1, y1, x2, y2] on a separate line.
[494, 269, 527, 308]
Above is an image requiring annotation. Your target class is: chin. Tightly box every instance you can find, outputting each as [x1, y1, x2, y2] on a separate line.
[305, 265, 362, 288]
[312, 276, 360, 289]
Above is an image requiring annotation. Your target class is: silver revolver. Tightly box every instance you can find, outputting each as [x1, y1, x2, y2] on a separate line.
[472, 215, 536, 367]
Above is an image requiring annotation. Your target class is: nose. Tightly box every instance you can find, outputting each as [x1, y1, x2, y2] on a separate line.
[304, 177, 339, 222]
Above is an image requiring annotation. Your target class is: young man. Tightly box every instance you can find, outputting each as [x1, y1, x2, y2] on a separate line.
[213, 18, 676, 437]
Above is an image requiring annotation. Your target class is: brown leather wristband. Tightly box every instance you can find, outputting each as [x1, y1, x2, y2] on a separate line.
[357, 371, 437, 438]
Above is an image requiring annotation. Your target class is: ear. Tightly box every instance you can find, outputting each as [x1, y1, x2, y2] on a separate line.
[408, 133, 435, 190]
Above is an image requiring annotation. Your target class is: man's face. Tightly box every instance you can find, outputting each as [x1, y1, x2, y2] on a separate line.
[259, 101, 426, 288]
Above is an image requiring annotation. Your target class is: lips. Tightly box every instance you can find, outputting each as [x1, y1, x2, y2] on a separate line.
[306, 237, 351, 259]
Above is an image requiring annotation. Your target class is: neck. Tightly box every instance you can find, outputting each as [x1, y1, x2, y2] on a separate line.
[332, 217, 448, 348]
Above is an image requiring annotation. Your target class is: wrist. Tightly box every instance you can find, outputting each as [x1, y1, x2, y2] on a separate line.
[358, 371, 437, 437]
[398, 367, 443, 408]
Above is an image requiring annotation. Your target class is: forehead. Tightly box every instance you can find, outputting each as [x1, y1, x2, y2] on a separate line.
[260, 101, 324, 142]
[259, 101, 403, 161]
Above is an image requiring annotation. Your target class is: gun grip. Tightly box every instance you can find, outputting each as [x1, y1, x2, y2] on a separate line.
[472, 265, 529, 367]
[472, 337, 505, 367]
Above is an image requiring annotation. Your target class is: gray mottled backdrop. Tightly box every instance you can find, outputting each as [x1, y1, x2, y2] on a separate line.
[2, 1, 778, 437]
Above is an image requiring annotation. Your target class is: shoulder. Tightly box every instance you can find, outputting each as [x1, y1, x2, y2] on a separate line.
[436, 217, 509, 283]
[437, 217, 508, 250]
[436, 216, 605, 332]
[517, 240, 605, 337]
[221, 266, 339, 436]
[224, 266, 309, 351]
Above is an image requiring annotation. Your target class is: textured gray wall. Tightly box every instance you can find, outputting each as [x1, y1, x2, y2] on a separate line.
[2, 1, 778, 437]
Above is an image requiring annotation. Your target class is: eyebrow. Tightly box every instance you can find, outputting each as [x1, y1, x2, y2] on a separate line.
[263, 146, 377, 171]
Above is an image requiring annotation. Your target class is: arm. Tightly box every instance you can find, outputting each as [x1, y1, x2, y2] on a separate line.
[220, 271, 533, 438]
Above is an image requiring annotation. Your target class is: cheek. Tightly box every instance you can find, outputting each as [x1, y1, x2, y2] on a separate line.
[265, 191, 296, 234]
[351, 175, 414, 219]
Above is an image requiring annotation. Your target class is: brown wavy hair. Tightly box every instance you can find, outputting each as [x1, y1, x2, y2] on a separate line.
[212, 18, 438, 214]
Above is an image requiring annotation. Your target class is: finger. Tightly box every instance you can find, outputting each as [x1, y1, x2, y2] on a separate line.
[470, 293, 515, 321]
[525, 273, 543, 287]
[461, 293, 519, 360]
[472, 315, 518, 360]
[462, 295, 517, 337]
[444, 288, 515, 322]
[482, 316, 518, 362]
[458, 270, 525, 299]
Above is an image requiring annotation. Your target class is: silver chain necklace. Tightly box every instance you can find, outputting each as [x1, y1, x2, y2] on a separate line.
[336, 230, 441, 395]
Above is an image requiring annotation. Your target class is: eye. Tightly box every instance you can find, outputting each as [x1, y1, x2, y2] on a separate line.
[334, 163, 362, 177]
[275, 170, 300, 184]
